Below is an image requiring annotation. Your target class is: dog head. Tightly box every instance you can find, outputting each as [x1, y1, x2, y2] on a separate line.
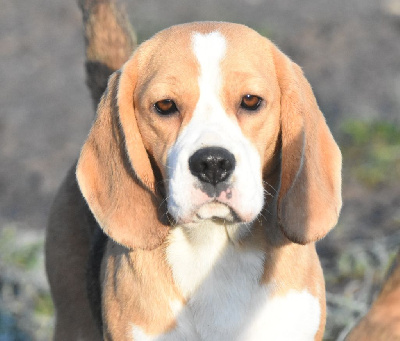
[76, 22, 342, 250]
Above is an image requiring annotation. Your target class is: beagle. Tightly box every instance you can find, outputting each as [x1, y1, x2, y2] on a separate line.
[46, 3, 342, 341]
[346, 251, 400, 340]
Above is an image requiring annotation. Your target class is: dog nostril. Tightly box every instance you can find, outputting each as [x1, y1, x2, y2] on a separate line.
[189, 147, 236, 186]
[198, 161, 208, 173]
[219, 159, 233, 172]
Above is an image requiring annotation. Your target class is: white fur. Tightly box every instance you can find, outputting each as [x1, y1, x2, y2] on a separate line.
[167, 31, 264, 226]
[131, 224, 321, 341]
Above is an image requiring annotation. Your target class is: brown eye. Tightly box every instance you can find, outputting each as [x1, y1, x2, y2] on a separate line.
[154, 99, 178, 116]
[240, 95, 262, 111]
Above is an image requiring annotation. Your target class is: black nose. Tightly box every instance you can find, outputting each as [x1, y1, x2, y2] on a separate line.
[189, 147, 236, 186]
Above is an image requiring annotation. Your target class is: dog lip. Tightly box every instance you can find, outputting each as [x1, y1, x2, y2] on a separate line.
[196, 201, 231, 220]
[169, 187, 259, 225]
[193, 200, 254, 224]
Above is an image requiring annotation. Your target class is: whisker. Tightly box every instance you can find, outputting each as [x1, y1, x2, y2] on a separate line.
[263, 189, 274, 199]
[155, 178, 169, 185]
[241, 221, 254, 236]
[259, 210, 271, 224]
[162, 209, 175, 226]
[262, 180, 278, 194]
[158, 194, 171, 209]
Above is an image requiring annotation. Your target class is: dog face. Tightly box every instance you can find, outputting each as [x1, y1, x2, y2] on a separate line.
[76, 22, 342, 249]
[134, 27, 281, 227]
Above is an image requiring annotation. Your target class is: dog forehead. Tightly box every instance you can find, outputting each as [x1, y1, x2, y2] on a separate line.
[134, 22, 272, 84]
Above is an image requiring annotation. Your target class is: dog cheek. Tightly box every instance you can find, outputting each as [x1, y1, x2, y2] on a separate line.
[233, 161, 265, 221]
[233, 187, 264, 222]
[167, 175, 196, 222]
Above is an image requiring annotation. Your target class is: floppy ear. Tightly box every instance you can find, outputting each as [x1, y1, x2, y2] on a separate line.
[76, 61, 169, 250]
[272, 46, 342, 244]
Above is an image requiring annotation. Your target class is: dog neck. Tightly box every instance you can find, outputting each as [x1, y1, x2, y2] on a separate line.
[160, 215, 321, 341]
[167, 219, 267, 297]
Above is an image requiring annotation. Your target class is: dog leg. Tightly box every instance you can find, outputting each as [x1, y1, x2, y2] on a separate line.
[46, 167, 102, 340]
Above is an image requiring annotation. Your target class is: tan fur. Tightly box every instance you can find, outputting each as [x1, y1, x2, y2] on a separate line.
[346, 251, 400, 340]
[272, 46, 342, 245]
[78, 0, 137, 106]
[101, 243, 183, 339]
[76, 71, 169, 250]
[46, 6, 342, 340]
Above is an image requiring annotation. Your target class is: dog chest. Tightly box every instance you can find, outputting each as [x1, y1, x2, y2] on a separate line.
[129, 225, 321, 341]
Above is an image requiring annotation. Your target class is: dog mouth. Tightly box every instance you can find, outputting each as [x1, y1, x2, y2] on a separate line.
[166, 167, 264, 226]
[195, 201, 238, 223]
[167, 185, 260, 225]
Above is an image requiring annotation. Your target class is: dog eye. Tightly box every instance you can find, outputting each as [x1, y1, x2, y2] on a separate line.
[240, 95, 262, 111]
[154, 99, 178, 115]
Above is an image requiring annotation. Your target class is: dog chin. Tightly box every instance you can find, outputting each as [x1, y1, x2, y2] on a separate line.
[195, 202, 235, 222]
[177, 201, 257, 225]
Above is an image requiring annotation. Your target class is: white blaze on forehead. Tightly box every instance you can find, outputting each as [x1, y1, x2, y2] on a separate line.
[192, 31, 226, 100]
[166, 30, 264, 224]
[166, 31, 230, 220]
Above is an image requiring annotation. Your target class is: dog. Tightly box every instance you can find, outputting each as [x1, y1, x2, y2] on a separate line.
[346, 250, 400, 340]
[45, 0, 342, 340]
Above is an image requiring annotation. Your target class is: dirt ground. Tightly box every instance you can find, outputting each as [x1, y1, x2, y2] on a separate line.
[1, 0, 400, 339]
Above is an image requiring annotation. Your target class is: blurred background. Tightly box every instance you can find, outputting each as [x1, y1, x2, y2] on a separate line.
[1, 0, 399, 339]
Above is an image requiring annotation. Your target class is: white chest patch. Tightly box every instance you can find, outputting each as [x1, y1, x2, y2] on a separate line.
[131, 224, 321, 341]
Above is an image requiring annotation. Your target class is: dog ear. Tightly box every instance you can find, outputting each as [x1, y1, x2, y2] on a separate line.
[272, 46, 342, 244]
[76, 60, 169, 250]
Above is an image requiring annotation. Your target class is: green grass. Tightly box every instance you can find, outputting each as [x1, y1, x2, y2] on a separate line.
[34, 292, 54, 316]
[0, 226, 54, 339]
[340, 119, 400, 187]
[0, 227, 42, 270]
